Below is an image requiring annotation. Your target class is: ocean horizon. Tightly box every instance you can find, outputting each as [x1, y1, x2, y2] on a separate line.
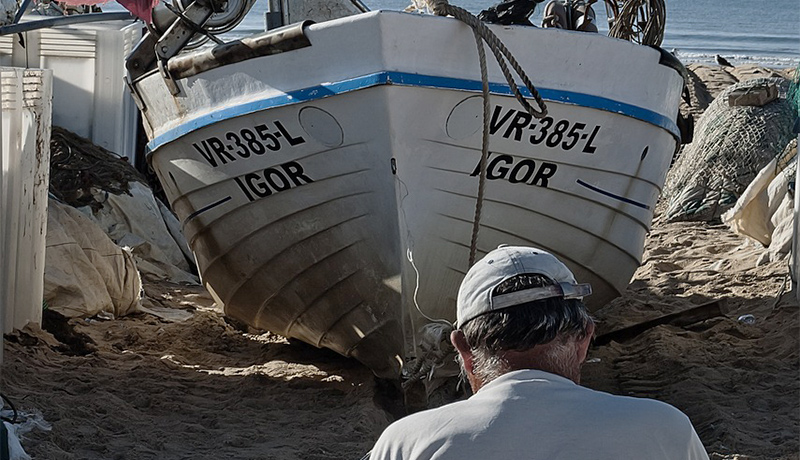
[227, 0, 799, 68]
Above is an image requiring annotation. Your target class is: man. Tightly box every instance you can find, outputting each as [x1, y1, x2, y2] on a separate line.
[370, 245, 708, 459]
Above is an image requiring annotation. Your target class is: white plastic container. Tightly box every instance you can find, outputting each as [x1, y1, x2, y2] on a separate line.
[1, 67, 52, 339]
[0, 19, 142, 162]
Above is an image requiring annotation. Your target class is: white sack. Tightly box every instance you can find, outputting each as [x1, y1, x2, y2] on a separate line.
[43, 198, 141, 317]
[723, 142, 797, 262]
[723, 157, 779, 246]
[78, 182, 197, 283]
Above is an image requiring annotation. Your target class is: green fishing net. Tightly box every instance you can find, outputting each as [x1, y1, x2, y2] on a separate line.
[661, 77, 796, 223]
[789, 64, 800, 116]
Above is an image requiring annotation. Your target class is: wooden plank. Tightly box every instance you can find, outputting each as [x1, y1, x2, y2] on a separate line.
[593, 299, 727, 346]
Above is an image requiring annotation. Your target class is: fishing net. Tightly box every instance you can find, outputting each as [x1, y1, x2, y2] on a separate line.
[790, 63, 800, 124]
[49, 126, 147, 212]
[660, 77, 796, 223]
[776, 64, 800, 184]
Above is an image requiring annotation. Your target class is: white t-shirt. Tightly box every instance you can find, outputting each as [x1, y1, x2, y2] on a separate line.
[371, 369, 709, 460]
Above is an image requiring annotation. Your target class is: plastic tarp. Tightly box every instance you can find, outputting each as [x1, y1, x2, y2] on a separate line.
[723, 140, 797, 264]
[1, 408, 51, 460]
[78, 182, 198, 284]
[43, 198, 141, 318]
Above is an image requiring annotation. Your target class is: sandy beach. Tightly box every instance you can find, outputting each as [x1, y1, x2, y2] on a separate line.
[2, 64, 798, 459]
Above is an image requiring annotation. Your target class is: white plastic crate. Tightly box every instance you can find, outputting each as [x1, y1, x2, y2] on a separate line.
[0, 20, 142, 163]
[1, 67, 52, 340]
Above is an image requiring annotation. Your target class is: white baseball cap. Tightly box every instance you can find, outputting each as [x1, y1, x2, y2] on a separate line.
[456, 245, 592, 328]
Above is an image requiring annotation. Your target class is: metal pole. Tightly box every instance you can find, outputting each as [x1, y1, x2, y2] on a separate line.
[350, 0, 369, 12]
[265, 0, 283, 29]
[12, 0, 33, 25]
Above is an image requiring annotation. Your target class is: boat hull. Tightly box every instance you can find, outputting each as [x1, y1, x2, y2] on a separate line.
[133, 11, 684, 378]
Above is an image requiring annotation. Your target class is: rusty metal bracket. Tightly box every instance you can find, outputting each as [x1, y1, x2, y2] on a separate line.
[158, 58, 181, 96]
[154, 0, 217, 63]
[123, 75, 147, 112]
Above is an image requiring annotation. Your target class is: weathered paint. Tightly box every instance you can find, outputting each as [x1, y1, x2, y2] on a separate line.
[133, 11, 685, 378]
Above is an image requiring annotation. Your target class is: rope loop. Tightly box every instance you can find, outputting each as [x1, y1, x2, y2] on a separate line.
[402, 2, 549, 386]
[426, 0, 548, 119]
[419, 0, 547, 266]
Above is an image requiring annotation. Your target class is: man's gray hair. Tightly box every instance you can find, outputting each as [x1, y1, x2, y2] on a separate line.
[459, 273, 594, 384]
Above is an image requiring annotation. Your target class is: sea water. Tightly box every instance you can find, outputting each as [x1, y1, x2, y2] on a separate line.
[226, 0, 799, 68]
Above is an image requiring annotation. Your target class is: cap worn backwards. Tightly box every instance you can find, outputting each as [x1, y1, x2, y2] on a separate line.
[455, 245, 592, 328]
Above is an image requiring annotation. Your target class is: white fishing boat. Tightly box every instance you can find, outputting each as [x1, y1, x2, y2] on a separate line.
[125, 2, 686, 379]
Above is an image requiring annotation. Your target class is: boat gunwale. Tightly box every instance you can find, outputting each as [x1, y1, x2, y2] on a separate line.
[143, 70, 682, 153]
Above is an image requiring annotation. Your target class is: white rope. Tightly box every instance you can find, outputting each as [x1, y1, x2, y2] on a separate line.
[406, 248, 454, 326]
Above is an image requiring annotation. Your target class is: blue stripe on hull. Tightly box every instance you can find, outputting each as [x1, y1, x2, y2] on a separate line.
[147, 71, 679, 151]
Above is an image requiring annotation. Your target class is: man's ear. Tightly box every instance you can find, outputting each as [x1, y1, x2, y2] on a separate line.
[575, 322, 596, 375]
[451, 329, 474, 375]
